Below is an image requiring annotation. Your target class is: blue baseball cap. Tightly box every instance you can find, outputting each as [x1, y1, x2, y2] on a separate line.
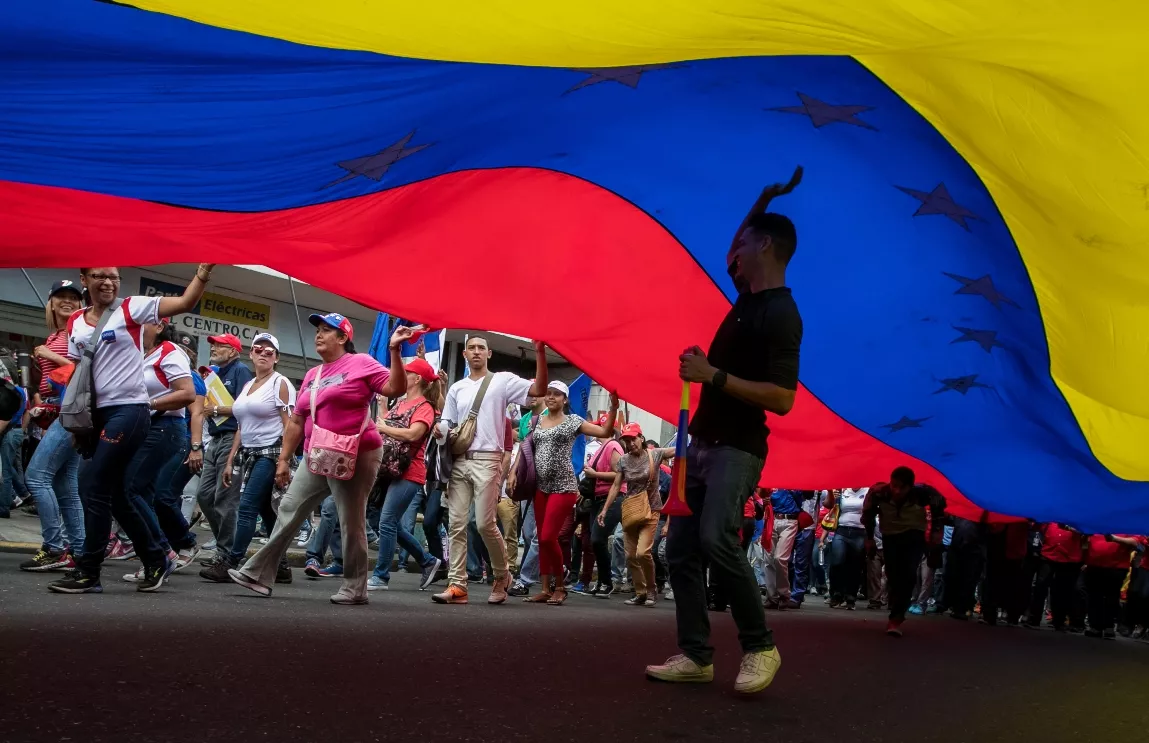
[308, 312, 354, 340]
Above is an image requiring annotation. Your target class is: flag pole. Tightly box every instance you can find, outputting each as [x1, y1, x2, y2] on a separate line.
[286, 275, 310, 366]
[20, 269, 45, 307]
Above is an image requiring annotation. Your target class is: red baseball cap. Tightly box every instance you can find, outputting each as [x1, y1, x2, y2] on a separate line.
[619, 422, 644, 439]
[404, 358, 438, 382]
[207, 334, 242, 353]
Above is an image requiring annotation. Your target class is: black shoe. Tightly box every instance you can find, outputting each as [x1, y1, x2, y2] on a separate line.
[199, 560, 234, 583]
[275, 563, 293, 584]
[508, 581, 529, 597]
[1102, 628, 1117, 640]
[845, 600, 856, 611]
[419, 558, 443, 590]
[467, 574, 485, 584]
[593, 583, 614, 599]
[784, 599, 801, 610]
[137, 561, 173, 592]
[48, 569, 103, 594]
[20, 548, 70, 572]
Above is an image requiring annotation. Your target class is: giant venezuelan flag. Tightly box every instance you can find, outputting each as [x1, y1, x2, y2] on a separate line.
[2, 1, 1147, 532]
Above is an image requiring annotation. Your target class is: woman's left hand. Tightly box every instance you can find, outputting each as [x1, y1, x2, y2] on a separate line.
[185, 448, 203, 474]
[389, 326, 415, 349]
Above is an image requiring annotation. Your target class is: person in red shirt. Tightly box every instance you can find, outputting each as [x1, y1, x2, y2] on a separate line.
[1083, 533, 1145, 639]
[1025, 523, 1088, 631]
[980, 519, 1030, 626]
[368, 359, 442, 592]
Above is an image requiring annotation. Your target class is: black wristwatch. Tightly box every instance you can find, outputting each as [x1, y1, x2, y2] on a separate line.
[190, 443, 203, 452]
[711, 369, 728, 390]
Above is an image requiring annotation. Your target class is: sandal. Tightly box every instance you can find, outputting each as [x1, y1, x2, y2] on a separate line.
[547, 589, 568, 606]
[524, 592, 553, 603]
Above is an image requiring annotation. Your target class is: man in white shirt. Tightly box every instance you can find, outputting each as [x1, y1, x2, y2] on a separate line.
[431, 336, 547, 605]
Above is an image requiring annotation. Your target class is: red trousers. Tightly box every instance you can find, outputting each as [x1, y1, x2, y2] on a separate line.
[534, 490, 577, 577]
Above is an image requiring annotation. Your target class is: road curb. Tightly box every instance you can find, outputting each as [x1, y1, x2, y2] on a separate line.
[0, 541, 41, 555]
[1, 541, 384, 570]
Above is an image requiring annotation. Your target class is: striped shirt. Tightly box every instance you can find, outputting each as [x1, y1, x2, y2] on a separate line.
[36, 329, 70, 398]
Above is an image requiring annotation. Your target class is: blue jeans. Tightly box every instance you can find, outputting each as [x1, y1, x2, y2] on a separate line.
[125, 416, 195, 553]
[789, 528, 816, 602]
[0, 426, 28, 515]
[518, 500, 539, 586]
[373, 479, 434, 581]
[667, 442, 771, 667]
[24, 416, 84, 553]
[395, 487, 424, 566]
[229, 454, 277, 565]
[306, 494, 342, 564]
[77, 405, 165, 574]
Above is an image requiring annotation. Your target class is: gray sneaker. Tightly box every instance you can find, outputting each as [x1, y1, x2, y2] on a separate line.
[645, 655, 714, 684]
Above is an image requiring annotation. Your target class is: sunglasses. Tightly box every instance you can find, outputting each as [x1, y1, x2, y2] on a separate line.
[252, 346, 277, 356]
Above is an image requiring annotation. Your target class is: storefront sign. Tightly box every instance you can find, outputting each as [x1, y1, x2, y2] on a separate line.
[200, 291, 270, 329]
[171, 313, 264, 345]
[139, 277, 201, 313]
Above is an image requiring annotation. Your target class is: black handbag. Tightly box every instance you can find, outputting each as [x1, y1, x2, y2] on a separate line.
[576, 443, 610, 513]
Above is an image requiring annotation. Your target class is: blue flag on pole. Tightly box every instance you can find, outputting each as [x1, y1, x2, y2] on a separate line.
[367, 313, 391, 364]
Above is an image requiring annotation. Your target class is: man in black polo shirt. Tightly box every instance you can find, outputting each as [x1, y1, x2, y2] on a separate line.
[646, 168, 803, 694]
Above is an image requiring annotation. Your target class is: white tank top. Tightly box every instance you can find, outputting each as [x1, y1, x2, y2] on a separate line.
[232, 372, 296, 448]
[837, 488, 869, 529]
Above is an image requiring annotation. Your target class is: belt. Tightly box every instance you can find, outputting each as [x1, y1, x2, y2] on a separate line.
[462, 451, 503, 461]
[774, 512, 800, 520]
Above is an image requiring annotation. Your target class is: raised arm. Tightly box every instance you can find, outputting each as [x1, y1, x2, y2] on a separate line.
[378, 326, 414, 398]
[579, 392, 619, 439]
[528, 340, 549, 398]
[729, 166, 803, 252]
[157, 263, 214, 317]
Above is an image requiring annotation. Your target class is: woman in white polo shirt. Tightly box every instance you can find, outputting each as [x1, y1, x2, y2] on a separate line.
[118, 319, 203, 585]
[48, 265, 214, 595]
[200, 332, 296, 583]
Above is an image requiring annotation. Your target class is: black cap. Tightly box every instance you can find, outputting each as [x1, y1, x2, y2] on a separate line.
[48, 279, 82, 299]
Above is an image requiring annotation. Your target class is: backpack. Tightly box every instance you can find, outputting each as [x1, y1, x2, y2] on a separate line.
[60, 300, 122, 435]
[377, 399, 432, 480]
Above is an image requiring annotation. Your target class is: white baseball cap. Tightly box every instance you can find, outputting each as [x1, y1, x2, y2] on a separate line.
[251, 332, 280, 352]
[547, 380, 570, 396]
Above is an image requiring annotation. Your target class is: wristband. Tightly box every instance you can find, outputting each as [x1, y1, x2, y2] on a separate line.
[711, 369, 728, 390]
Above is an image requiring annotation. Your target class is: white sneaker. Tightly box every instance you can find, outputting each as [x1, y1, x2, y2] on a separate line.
[645, 654, 714, 684]
[367, 576, 389, 591]
[734, 648, 782, 694]
[122, 566, 145, 583]
[665, 588, 675, 601]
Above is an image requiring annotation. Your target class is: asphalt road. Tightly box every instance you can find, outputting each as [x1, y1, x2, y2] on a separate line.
[1, 552, 1145, 743]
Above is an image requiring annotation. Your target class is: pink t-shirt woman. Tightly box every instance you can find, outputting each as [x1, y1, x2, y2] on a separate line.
[295, 353, 392, 452]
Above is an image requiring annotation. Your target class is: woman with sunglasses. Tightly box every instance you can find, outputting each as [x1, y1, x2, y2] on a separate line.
[200, 332, 297, 584]
[228, 313, 412, 604]
[19, 280, 85, 572]
[48, 265, 214, 594]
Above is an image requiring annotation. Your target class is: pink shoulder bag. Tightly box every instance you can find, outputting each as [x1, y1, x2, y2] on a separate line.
[306, 364, 371, 481]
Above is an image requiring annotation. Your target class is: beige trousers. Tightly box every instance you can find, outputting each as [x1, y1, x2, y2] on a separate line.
[446, 456, 508, 587]
[624, 511, 659, 597]
[239, 447, 382, 601]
